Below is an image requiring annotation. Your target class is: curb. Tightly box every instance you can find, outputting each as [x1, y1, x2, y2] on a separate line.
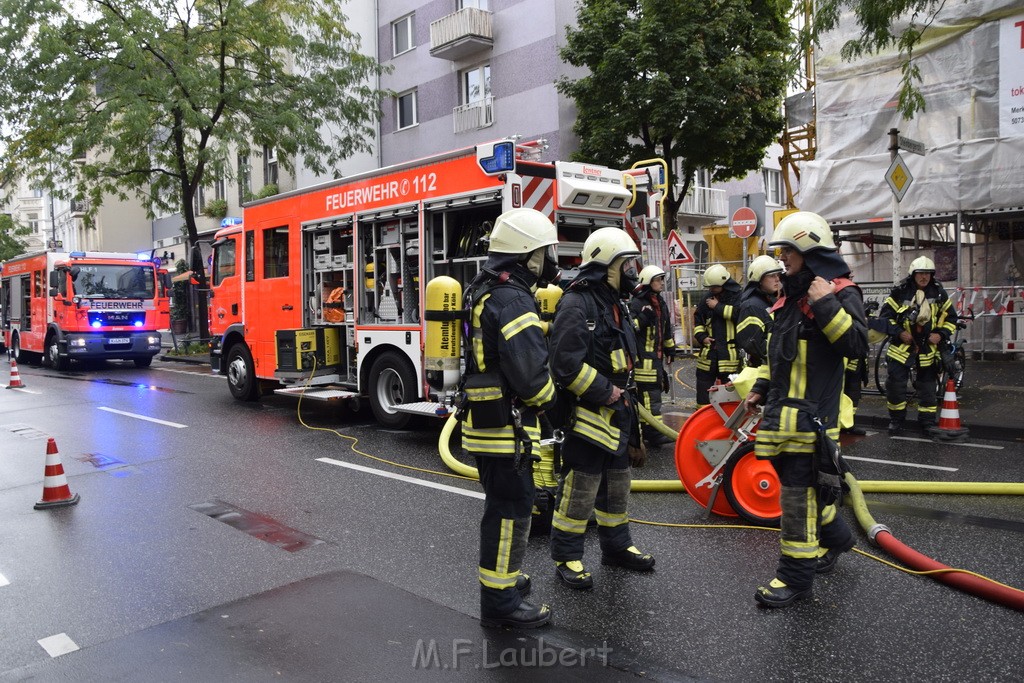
[856, 414, 1023, 444]
[159, 354, 211, 366]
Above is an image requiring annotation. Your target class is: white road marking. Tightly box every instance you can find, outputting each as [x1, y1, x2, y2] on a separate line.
[5, 388, 41, 394]
[0, 573, 8, 587]
[844, 455, 958, 472]
[317, 457, 484, 500]
[890, 435, 1004, 451]
[154, 366, 221, 378]
[97, 407, 187, 428]
[38, 633, 79, 657]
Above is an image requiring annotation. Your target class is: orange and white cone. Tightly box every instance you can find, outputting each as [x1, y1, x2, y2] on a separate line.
[34, 438, 80, 510]
[935, 379, 969, 439]
[6, 356, 25, 389]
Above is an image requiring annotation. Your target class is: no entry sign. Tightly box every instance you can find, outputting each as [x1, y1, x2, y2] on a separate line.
[730, 206, 758, 239]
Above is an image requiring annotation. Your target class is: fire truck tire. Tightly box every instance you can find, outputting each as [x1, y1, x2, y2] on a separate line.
[46, 335, 70, 371]
[134, 357, 153, 368]
[368, 350, 415, 429]
[226, 343, 261, 401]
[721, 442, 782, 526]
[10, 334, 20, 361]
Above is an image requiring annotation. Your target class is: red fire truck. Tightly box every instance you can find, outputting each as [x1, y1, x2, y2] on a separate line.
[0, 250, 170, 369]
[208, 138, 667, 428]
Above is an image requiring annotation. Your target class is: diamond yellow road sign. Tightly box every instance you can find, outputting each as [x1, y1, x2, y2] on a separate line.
[885, 153, 913, 203]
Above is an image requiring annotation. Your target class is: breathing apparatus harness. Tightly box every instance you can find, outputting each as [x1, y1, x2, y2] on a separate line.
[459, 267, 537, 472]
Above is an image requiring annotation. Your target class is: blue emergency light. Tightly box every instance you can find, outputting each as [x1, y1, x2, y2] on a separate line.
[476, 141, 515, 176]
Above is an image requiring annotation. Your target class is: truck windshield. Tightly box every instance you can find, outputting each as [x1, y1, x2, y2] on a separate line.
[71, 264, 155, 299]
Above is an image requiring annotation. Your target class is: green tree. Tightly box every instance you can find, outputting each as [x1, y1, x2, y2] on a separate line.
[0, 0, 387, 339]
[0, 213, 30, 262]
[558, 0, 791, 233]
[811, 0, 945, 118]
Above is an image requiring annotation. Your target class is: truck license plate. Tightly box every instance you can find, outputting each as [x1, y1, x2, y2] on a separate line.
[108, 337, 130, 344]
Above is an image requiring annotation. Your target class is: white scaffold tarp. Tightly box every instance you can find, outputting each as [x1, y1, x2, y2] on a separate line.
[798, 1, 1024, 223]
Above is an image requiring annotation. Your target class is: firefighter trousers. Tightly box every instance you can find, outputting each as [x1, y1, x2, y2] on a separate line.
[886, 358, 939, 425]
[550, 436, 633, 563]
[475, 456, 534, 616]
[696, 363, 732, 406]
[770, 452, 855, 590]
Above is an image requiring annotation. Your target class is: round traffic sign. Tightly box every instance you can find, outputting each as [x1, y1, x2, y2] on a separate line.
[730, 207, 758, 239]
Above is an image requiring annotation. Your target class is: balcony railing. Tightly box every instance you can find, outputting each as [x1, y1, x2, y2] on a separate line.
[429, 7, 493, 60]
[453, 96, 493, 134]
[70, 198, 91, 216]
[676, 185, 727, 219]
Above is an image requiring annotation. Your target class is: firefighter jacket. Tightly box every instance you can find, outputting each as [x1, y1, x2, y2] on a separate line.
[628, 287, 675, 386]
[752, 268, 868, 458]
[735, 283, 775, 367]
[879, 277, 957, 369]
[550, 272, 640, 455]
[693, 279, 743, 373]
[461, 263, 557, 458]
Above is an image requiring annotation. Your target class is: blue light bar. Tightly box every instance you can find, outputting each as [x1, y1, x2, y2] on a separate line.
[477, 141, 515, 176]
[221, 217, 242, 227]
[70, 251, 86, 258]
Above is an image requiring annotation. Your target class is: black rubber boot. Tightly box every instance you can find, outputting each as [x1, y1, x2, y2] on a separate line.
[887, 419, 904, 436]
[516, 573, 531, 598]
[816, 539, 857, 574]
[755, 578, 813, 608]
[480, 600, 552, 629]
[555, 560, 594, 590]
[840, 425, 867, 436]
[601, 545, 656, 571]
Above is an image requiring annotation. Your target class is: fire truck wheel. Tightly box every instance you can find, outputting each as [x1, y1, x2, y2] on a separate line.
[227, 343, 261, 401]
[134, 357, 153, 368]
[368, 350, 414, 429]
[46, 335, 70, 371]
[11, 333, 21, 361]
[722, 442, 782, 526]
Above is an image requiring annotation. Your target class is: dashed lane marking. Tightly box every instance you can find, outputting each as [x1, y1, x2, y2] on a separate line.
[97, 407, 187, 428]
[844, 455, 958, 472]
[317, 457, 484, 500]
[37, 633, 79, 657]
[890, 435, 1004, 450]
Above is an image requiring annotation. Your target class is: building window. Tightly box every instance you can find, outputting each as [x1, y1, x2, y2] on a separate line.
[397, 90, 418, 130]
[27, 212, 39, 232]
[31, 188, 44, 198]
[392, 14, 415, 56]
[263, 145, 278, 187]
[459, 0, 489, 8]
[461, 64, 490, 106]
[238, 154, 251, 204]
[763, 168, 783, 205]
[263, 226, 289, 279]
[214, 178, 226, 202]
[192, 186, 206, 215]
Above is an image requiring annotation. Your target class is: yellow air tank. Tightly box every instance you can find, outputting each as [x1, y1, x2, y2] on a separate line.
[535, 284, 562, 335]
[424, 276, 463, 393]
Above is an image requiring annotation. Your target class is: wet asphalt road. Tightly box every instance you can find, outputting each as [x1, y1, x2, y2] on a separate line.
[0, 356, 1021, 681]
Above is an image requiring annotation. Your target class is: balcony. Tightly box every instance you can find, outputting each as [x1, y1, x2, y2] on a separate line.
[429, 8, 493, 61]
[70, 198, 91, 216]
[453, 96, 493, 134]
[676, 185, 727, 221]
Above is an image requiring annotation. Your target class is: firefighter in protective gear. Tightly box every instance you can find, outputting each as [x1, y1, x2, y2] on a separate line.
[742, 211, 867, 607]
[548, 227, 655, 590]
[461, 207, 561, 628]
[629, 265, 676, 447]
[878, 256, 957, 436]
[693, 263, 743, 405]
[735, 255, 782, 367]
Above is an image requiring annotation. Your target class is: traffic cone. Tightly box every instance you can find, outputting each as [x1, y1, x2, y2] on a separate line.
[935, 379, 969, 440]
[34, 438, 80, 510]
[6, 356, 25, 389]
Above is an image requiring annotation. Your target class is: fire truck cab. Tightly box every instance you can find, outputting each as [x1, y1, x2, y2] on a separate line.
[208, 138, 666, 428]
[0, 250, 170, 369]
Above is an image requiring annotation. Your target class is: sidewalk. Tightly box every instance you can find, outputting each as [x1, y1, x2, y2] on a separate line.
[853, 359, 1024, 442]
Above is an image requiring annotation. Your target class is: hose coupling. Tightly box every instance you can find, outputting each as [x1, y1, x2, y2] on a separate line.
[868, 523, 891, 542]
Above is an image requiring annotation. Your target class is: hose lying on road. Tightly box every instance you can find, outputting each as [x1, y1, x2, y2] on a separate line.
[845, 472, 1024, 613]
